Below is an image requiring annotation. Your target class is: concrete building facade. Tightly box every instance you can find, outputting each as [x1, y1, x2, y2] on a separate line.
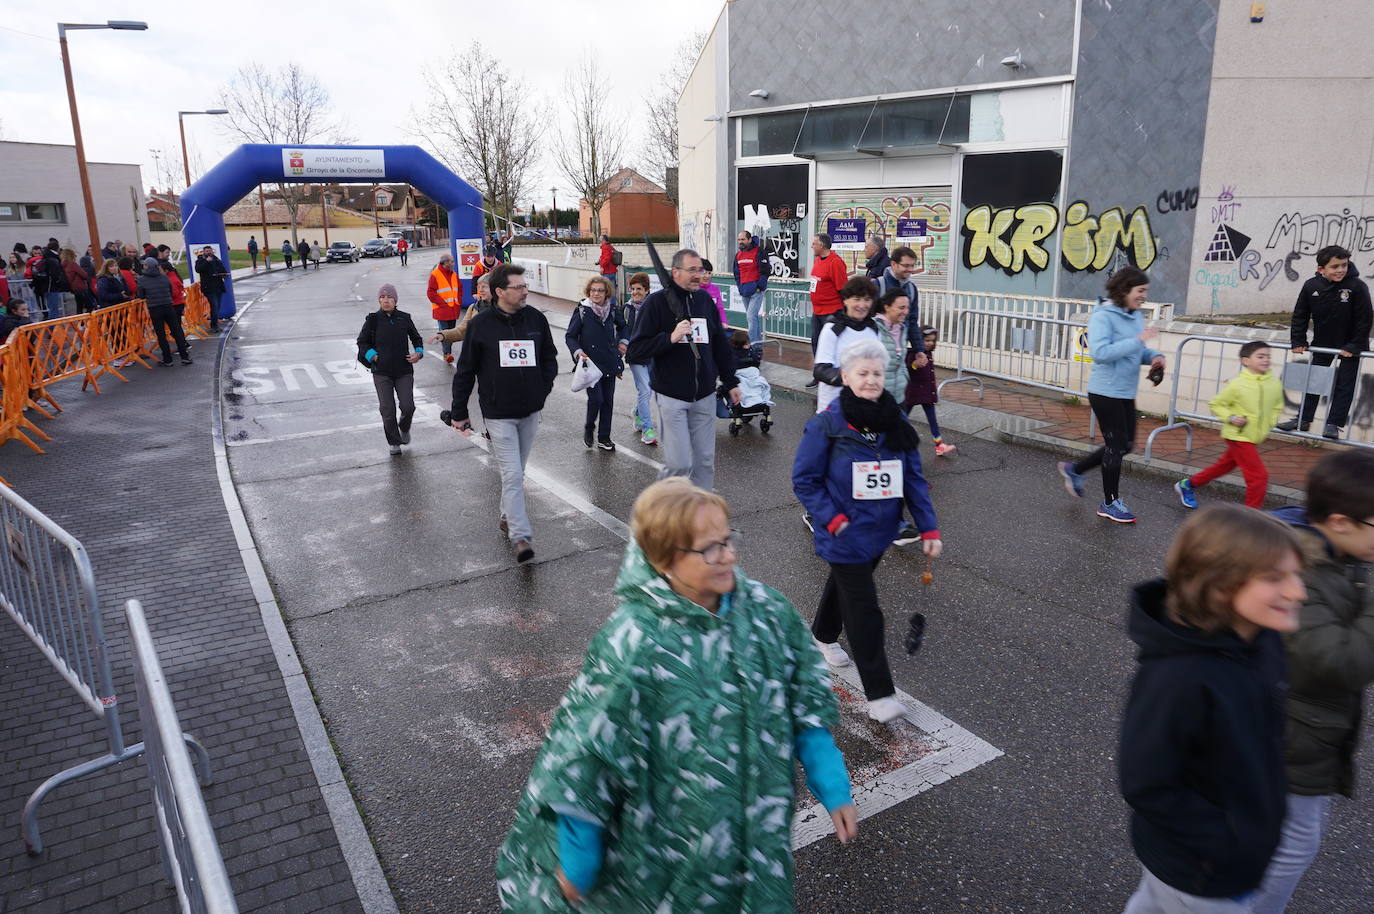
[0, 141, 148, 256]
[680, 0, 1374, 315]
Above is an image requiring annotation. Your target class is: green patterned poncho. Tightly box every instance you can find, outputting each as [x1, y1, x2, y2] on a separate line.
[495, 543, 839, 912]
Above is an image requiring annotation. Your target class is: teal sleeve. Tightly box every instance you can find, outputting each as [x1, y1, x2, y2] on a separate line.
[795, 726, 853, 811]
[364, 348, 377, 362]
[557, 814, 605, 896]
[414, 346, 424, 354]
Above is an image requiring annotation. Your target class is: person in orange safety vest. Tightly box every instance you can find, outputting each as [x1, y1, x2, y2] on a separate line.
[427, 253, 463, 362]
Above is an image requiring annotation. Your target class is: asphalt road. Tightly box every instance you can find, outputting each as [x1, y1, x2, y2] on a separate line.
[219, 258, 1373, 914]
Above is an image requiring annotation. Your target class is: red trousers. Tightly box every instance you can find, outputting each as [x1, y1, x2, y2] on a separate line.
[1189, 440, 1268, 508]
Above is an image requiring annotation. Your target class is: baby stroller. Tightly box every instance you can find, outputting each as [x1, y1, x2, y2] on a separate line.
[718, 386, 774, 436]
[719, 330, 775, 435]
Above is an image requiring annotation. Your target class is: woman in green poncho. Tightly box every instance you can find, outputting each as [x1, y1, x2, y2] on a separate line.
[497, 477, 858, 912]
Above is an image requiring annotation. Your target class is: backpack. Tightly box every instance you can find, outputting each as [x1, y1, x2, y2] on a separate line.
[610, 249, 623, 267]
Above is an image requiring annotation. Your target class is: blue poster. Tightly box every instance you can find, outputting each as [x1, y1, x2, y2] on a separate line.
[826, 217, 865, 251]
[895, 218, 928, 241]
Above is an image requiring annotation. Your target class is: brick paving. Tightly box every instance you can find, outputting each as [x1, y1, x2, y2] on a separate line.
[0, 337, 365, 912]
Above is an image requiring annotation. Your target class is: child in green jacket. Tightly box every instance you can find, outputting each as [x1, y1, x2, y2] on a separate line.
[1176, 341, 1283, 510]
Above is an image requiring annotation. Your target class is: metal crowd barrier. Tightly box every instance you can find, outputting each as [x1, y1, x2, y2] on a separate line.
[0, 484, 213, 854]
[1144, 337, 1374, 458]
[126, 599, 239, 913]
[936, 308, 1093, 402]
[8, 277, 42, 317]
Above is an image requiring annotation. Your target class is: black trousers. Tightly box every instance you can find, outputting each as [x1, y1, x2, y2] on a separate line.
[811, 552, 894, 700]
[147, 305, 188, 362]
[372, 373, 415, 445]
[1073, 393, 1137, 502]
[399, 250, 408, 265]
[1299, 351, 1361, 428]
[811, 314, 828, 354]
[584, 374, 617, 441]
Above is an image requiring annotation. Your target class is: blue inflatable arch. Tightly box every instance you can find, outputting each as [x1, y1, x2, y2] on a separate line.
[177, 144, 484, 317]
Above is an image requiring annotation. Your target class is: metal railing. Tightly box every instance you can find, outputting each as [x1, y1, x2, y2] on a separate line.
[1144, 338, 1374, 458]
[936, 308, 1094, 403]
[7, 277, 44, 318]
[1, 483, 213, 854]
[126, 599, 240, 914]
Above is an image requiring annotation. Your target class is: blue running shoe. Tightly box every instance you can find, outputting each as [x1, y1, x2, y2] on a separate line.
[1174, 478, 1198, 509]
[1057, 461, 1085, 498]
[1097, 499, 1137, 523]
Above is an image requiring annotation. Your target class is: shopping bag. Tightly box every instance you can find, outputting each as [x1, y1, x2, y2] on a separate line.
[571, 356, 603, 393]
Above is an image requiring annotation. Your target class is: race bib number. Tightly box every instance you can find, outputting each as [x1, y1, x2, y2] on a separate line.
[851, 459, 903, 500]
[677, 317, 709, 344]
[808, 277, 819, 293]
[499, 340, 536, 367]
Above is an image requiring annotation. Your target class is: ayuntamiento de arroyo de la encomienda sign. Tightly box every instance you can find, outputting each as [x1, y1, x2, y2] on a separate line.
[282, 149, 386, 179]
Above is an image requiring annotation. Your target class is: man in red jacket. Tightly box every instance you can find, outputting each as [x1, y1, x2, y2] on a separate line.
[808, 233, 850, 380]
[597, 234, 618, 300]
[427, 253, 463, 363]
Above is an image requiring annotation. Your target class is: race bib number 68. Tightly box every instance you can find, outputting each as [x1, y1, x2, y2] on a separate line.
[499, 340, 536, 368]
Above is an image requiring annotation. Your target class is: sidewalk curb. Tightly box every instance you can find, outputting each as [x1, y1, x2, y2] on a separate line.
[209, 286, 399, 914]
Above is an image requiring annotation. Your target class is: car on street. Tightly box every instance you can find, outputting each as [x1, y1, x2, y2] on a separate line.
[361, 239, 394, 258]
[326, 241, 360, 263]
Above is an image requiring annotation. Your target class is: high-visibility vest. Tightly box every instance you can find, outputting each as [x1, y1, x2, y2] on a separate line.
[430, 266, 461, 320]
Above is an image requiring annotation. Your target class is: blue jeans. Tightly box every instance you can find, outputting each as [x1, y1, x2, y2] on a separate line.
[742, 290, 765, 345]
[437, 319, 456, 356]
[629, 364, 653, 430]
[44, 291, 62, 317]
[486, 411, 541, 544]
[1251, 793, 1332, 913]
[1124, 866, 1253, 913]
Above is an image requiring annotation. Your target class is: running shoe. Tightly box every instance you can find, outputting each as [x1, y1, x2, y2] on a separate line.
[399, 429, 411, 445]
[1323, 423, 1341, 440]
[802, 512, 814, 533]
[934, 442, 957, 457]
[514, 540, 534, 564]
[1057, 461, 1085, 498]
[1097, 499, 1137, 523]
[597, 440, 616, 452]
[640, 427, 658, 446]
[1174, 478, 1198, 509]
[814, 638, 852, 667]
[804, 378, 819, 389]
[632, 412, 643, 431]
[389, 445, 401, 456]
[866, 696, 907, 723]
[584, 428, 594, 448]
[1275, 419, 1308, 432]
[892, 523, 920, 546]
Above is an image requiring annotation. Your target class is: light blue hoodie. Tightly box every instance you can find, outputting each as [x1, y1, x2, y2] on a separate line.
[1085, 297, 1162, 399]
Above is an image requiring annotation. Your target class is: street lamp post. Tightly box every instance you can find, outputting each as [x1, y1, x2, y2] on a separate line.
[550, 187, 557, 238]
[58, 20, 147, 262]
[177, 109, 229, 187]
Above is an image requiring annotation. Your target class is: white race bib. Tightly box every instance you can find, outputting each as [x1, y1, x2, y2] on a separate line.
[499, 340, 536, 368]
[676, 317, 709, 344]
[851, 459, 903, 500]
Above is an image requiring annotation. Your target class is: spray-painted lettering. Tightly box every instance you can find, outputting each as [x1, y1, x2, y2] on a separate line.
[1156, 187, 1199, 214]
[959, 200, 1157, 275]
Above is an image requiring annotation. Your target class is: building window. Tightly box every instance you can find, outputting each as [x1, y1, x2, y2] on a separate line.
[376, 191, 390, 207]
[740, 94, 971, 157]
[621, 177, 632, 187]
[0, 203, 66, 223]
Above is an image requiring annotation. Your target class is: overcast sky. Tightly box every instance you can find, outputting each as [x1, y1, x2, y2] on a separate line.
[0, 0, 723, 209]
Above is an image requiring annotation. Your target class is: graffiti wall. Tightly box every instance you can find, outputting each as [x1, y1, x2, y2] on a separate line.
[956, 151, 1062, 295]
[1187, 186, 1374, 314]
[815, 187, 952, 287]
[736, 164, 810, 279]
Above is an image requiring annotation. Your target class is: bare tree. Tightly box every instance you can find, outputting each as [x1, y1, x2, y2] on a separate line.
[554, 53, 628, 239]
[216, 62, 351, 244]
[642, 31, 709, 206]
[411, 43, 545, 234]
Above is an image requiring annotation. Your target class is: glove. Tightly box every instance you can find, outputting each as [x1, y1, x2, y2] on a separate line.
[365, 348, 377, 363]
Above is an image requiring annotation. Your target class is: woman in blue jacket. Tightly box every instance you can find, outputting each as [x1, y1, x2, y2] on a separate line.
[1058, 267, 1165, 524]
[567, 275, 628, 452]
[792, 337, 942, 723]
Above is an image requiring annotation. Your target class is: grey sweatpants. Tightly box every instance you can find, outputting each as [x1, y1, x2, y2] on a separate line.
[486, 411, 541, 544]
[1123, 866, 1253, 913]
[655, 392, 717, 491]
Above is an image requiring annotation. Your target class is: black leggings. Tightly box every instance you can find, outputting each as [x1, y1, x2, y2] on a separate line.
[1073, 394, 1136, 503]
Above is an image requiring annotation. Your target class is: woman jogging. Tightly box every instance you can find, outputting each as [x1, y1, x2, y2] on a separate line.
[1057, 266, 1165, 524]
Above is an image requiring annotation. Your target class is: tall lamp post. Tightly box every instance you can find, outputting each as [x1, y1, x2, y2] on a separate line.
[59, 20, 148, 261]
[550, 187, 557, 238]
[178, 109, 228, 186]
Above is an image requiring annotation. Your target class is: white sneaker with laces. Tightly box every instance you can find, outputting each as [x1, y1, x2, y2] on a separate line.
[866, 695, 907, 723]
[814, 638, 852, 667]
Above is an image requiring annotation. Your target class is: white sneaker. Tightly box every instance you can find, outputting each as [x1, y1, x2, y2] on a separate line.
[814, 638, 852, 667]
[866, 695, 907, 723]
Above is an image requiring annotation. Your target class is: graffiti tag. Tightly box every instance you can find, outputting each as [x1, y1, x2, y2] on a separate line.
[960, 200, 1158, 275]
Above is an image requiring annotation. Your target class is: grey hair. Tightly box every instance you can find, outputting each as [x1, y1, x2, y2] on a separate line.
[671, 248, 700, 269]
[474, 273, 490, 287]
[838, 338, 889, 371]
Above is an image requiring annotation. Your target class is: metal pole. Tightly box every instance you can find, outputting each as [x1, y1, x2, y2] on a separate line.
[178, 113, 191, 188]
[321, 193, 329, 247]
[258, 185, 270, 269]
[372, 183, 379, 235]
[58, 30, 102, 264]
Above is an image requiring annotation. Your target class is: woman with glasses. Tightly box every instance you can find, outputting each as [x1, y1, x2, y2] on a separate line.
[793, 337, 942, 723]
[497, 477, 858, 910]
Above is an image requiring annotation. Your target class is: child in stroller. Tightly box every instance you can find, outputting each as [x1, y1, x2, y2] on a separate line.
[720, 330, 774, 435]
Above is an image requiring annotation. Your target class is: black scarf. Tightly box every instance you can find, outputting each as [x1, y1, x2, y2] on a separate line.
[839, 387, 920, 451]
[829, 311, 877, 335]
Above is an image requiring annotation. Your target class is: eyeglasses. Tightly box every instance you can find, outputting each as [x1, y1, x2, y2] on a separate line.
[678, 531, 740, 565]
[505, 284, 529, 291]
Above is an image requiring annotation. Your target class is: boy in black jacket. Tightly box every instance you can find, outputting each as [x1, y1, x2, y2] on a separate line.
[1119, 505, 1306, 913]
[449, 264, 557, 564]
[1278, 244, 1372, 439]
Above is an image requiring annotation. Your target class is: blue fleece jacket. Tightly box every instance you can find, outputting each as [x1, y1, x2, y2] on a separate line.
[1085, 297, 1163, 399]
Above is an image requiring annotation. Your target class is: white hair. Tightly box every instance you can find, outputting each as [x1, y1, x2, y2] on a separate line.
[838, 337, 889, 371]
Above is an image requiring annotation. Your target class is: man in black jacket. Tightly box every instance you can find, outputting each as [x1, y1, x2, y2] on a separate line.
[450, 263, 558, 563]
[626, 249, 740, 491]
[194, 246, 229, 331]
[1279, 244, 1373, 439]
[137, 257, 191, 366]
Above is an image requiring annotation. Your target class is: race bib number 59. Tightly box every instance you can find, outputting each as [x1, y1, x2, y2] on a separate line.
[499, 340, 536, 368]
[851, 459, 903, 500]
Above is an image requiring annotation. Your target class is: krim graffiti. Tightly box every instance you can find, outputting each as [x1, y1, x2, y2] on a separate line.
[960, 200, 1158, 275]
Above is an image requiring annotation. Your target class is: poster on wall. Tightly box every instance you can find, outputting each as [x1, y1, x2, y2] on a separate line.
[737, 163, 810, 279]
[455, 238, 482, 279]
[896, 218, 927, 241]
[826, 218, 866, 251]
[816, 187, 952, 287]
[956, 150, 1064, 295]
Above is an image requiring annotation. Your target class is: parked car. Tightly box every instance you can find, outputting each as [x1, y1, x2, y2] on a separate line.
[361, 238, 394, 258]
[326, 241, 360, 263]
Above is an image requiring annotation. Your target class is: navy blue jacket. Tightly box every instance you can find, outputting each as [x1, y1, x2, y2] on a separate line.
[626, 283, 738, 402]
[864, 245, 890, 279]
[95, 274, 130, 308]
[566, 302, 627, 377]
[1119, 578, 1288, 899]
[874, 268, 923, 349]
[791, 400, 938, 563]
